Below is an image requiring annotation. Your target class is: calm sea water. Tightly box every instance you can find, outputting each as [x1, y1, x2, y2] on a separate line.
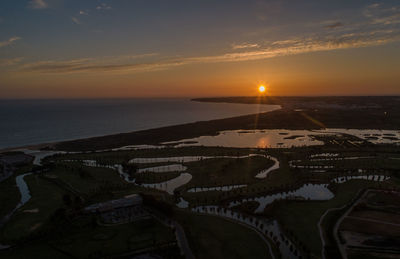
[0, 99, 280, 149]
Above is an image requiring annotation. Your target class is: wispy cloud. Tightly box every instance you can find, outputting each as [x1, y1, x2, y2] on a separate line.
[19, 54, 162, 74]
[324, 22, 344, 29]
[0, 37, 21, 48]
[363, 2, 400, 25]
[71, 17, 81, 25]
[363, 3, 382, 18]
[79, 10, 89, 15]
[21, 59, 184, 74]
[96, 3, 112, 11]
[28, 0, 48, 9]
[189, 31, 400, 64]
[0, 57, 24, 66]
[15, 3, 400, 75]
[231, 43, 259, 49]
[18, 27, 400, 75]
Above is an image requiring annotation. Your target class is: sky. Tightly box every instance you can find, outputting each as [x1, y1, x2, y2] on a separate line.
[0, 0, 400, 98]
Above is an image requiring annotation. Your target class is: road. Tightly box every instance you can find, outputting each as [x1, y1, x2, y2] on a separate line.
[146, 208, 195, 259]
[171, 221, 195, 259]
[319, 189, 363, 259]
[333, 189, 372, 259]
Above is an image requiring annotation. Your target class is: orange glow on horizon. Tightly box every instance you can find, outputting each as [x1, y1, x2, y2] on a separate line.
[258, 85, 266, 94]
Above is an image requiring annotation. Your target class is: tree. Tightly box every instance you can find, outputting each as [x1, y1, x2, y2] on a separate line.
[62, 194, 72, 207]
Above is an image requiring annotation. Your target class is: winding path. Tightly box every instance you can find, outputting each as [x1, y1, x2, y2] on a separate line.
[332, 189, 371, 259]
[147, 208, 194, 259]
[318, 189, 364, 259]
[318, 205, 346, 259]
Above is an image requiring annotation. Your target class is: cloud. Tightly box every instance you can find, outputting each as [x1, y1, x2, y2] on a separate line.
[21, 59, 184, 74]
[324, 22, 344, 29]
[0, 37, 21, 48]
[28, 0, 48, 9]
[187, 32, 399, 64]
[371, 12, 400, 25]
[231, 43, 259, 49]
[71, 17, 81, 24]
[0, 57, 24, 66]
[363, 2, 400, 25]
[271, 39, 301, 46]
[18, 27, 400, 75]
[79, 10, 89, 15]
[15, 3, 400, 75]
[19, 55, 163, 74]
[96, 3, 112, 10]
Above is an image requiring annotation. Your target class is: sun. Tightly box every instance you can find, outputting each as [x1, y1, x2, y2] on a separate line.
[258, 85, 266, 93]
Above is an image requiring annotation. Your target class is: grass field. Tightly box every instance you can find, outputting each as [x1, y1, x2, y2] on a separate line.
[44, 162, 130, 196]
[0, 165, 33, 220]
[135, 171, 181, 184]
[0, 174, 66, 241]
[0, 177, 21, 220]
[180, 154, 296, 206]
[185, 156, 274, 188]
[175, 210, 272, 259]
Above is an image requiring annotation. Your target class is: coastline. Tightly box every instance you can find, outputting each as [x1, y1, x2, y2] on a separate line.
[2, 96, 400, 152]
[0, 98, 279, 152]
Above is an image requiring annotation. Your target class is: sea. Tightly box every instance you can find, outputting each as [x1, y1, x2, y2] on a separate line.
[0, 98, 280, 149]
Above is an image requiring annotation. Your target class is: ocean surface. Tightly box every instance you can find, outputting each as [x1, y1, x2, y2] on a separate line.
[0, 99, 280, 149]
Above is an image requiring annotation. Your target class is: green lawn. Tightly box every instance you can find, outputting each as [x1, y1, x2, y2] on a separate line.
[0, 165, 33, 219]
[185, 156, 274, 188]
[175, 210, 272, 259]
[180, 155, 296, 206]
[135, 171, 181, 184]
[0, 177, 21, 220]
[44, 162, 129, 196]
[0, 174, 66, 241]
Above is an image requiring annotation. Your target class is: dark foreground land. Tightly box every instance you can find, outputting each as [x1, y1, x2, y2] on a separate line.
[1, 96, 400, 259]
[1, 143, 399, 258]
[52, 96, 400, 151]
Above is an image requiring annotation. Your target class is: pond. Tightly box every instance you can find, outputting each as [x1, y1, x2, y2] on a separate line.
[230, 183, 334, 213]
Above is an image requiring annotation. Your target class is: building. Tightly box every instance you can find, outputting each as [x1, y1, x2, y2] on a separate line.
[84, 194, 149, 224]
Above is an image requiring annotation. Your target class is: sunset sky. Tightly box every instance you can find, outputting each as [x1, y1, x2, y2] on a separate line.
[1, 0, 400, 98]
